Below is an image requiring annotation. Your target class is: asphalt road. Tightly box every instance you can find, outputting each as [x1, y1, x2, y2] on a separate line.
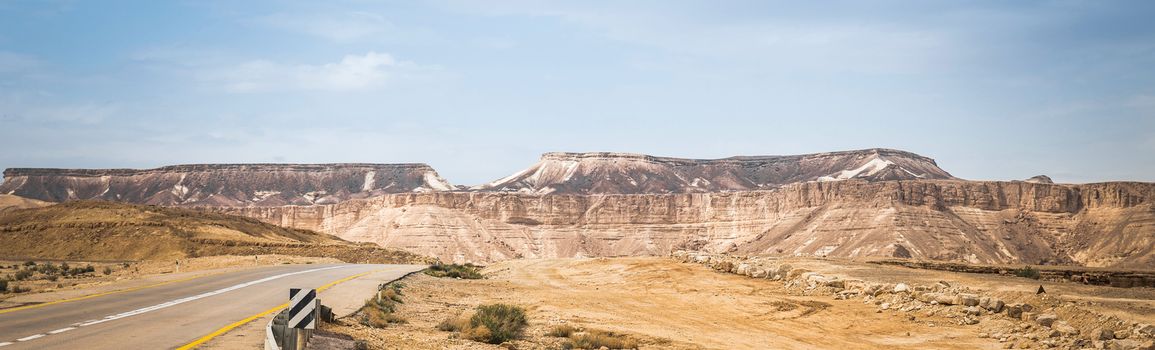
[0, 264, 425, 349]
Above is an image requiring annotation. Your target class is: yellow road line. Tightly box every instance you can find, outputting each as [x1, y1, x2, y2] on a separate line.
[176, 269, 384, 350]
[0, 272, 224, 315]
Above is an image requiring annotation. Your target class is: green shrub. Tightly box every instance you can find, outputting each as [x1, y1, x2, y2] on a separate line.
[1014, 265, 1041, 280]
[425, 263, 483, 279]
[84, 265, 95, 273]
[467, 304, 527, 344]
[13, 270, 32, 281]
[563, 330, 638, 350]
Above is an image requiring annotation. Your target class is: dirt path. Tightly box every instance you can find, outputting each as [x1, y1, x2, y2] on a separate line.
[331, 257, 996, 349]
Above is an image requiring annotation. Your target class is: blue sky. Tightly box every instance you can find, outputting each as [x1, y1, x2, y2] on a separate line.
[1, 0, 1153, 185]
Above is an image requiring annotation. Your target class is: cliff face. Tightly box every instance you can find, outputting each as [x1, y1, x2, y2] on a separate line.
[473, 148, 955, 194]
[216, 180, 1155, 268]
[5, 150, 1151, 268]
[0, 164, 452, 206]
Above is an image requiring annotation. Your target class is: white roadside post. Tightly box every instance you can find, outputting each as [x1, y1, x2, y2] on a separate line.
[287, 288, 317, 350]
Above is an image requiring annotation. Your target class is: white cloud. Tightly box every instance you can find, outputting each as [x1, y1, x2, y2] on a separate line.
[203, 52, 422, 93]
[254, 11, 392, 43]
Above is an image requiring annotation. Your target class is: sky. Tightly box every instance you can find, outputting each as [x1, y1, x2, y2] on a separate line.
[1, 0, 1153, 185]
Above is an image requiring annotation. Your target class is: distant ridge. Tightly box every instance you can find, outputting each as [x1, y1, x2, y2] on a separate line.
[473, 148, 955, 194]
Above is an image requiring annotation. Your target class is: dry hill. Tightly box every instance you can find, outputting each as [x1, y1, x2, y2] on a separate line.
[0, 200, 427, 263]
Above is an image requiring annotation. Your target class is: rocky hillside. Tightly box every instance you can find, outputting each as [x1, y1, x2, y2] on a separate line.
[3, 149, 1151, 268]
[219, 180, 1155, 268]
[0, 200, 427, 263]
[473, 148, 955, 194]
[0, 163, 453, 206]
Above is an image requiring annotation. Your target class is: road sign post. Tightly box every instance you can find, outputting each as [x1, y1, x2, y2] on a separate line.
[285, 288, 317, 350]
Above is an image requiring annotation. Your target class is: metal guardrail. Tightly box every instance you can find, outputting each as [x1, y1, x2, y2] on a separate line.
[263, 300, 319, 350]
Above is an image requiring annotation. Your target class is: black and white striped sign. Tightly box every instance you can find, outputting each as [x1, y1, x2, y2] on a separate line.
[288, 288, 316, 329]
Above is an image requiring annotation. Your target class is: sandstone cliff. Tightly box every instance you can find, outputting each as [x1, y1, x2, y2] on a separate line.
[215, 180, 1155, 268]
[0, 163, 453, 206]
[473, 148, 955, 194]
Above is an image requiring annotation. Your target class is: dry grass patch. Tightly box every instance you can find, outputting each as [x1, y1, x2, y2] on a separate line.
[563, 329, 639, 350]
[359, 282, 407, 327]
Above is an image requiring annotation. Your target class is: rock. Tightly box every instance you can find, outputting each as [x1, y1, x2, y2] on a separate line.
[964, 306, 983, 316]
[1054, 322, 1079, 336]
[1006, 305, 1023, 319]
[935, 294, 956, 306]
[894, 283, 910, 293]
[881, 303, 891, 310]
[957, 294, 980, 307]
[1095, 328, 1117, 341]
[736, 263, 751, 276]
[1036, 314, 1058, 327]
[1022, 311, 1036, 322]
[1021, 304, 1034, 313]
[1137, 324, 1155, 338]
[985, 298, 1005, 313]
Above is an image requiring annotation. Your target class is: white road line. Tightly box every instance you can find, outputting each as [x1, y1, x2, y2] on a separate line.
[6, 265, 349, 346]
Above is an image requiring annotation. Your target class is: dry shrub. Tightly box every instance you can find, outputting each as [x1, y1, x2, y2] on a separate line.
[563, 330, 639, 350]
[359, 283, 406, 328]
[425, 263, 484, 279]
[437, 304, 527, 344]
[437, 313, 472, 332]
[546, 324, 577, 337]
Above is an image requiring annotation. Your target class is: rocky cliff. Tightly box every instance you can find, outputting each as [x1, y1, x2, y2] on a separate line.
[4, 150, 1151, 268]
[473, 148, 955, 194]
[0, 163, 453, 206]
[215, 180, 1155, 268]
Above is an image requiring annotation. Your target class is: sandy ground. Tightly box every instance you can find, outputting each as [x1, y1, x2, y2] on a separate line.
[327, 257, 998, 350]
[0, 255, 341, 309]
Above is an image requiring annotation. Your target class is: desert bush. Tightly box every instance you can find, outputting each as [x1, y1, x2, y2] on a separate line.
[437, 313, 471, 332]
[359, 283, 406, 328]
[1014, 265, 1041, 280]
[23, 261, 35, 267]
[563, 330, 639, 350]
[0, 279, 7, 293]
[102, 266, 113, 275]
[13, 270, 32, 281]
[382, 288, 403, 303]
[84, 264, 95, 273]
[468, 304, 527, 344]
[46, 274, 58, 282]
[9, 284, 29, 293]
[547, 324, 577, 337]
[425, 263, 483, 279]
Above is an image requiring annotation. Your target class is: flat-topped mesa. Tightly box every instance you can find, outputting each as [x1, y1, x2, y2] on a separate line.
[475, 148, 956, 194]
[0, 163, 453, 206]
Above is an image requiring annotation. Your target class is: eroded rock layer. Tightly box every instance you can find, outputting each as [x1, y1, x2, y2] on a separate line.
[216, 180, 1155, 268]
[474, 148, 955, 194]
[0, 164, 453, 206]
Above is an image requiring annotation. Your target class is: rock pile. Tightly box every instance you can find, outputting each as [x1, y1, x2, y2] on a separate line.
[673, 251, 1155, 350]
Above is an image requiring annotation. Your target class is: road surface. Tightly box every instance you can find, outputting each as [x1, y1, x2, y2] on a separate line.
[0, 263, 425, 349]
